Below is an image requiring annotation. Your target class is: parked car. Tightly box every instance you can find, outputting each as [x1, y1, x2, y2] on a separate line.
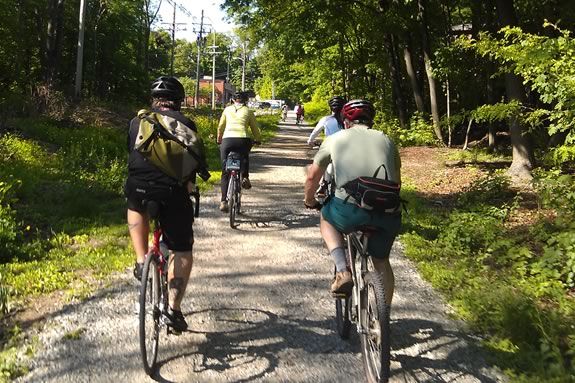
[259, 102, 271, 109]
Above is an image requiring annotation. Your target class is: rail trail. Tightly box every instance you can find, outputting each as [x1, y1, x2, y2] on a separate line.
[17, 112, 505, 382]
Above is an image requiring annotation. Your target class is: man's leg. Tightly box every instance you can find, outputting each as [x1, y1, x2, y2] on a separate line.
[371, 257, 394, 306]
[167, 251, 193, 311]
[320, 214, 352, 294]
[127, 209, 149, 264]
[220, 140, 230, 202]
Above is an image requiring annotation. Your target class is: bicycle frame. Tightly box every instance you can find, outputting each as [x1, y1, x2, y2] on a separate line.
[346, 231, 370, 333]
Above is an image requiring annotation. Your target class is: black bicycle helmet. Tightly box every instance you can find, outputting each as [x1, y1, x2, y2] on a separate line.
[233, 91, 249, 104]
[328, 96, 347, 111]
[341, 99, 376, 125]
[150, 76, 185, 101]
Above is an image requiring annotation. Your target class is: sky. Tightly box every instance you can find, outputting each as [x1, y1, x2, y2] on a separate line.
[156, 0, 237, 42]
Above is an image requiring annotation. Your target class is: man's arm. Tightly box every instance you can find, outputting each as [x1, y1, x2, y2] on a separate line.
[248, 111, 262, 142]
[304, 163, 324, 206]
[217, 110, 226, 143]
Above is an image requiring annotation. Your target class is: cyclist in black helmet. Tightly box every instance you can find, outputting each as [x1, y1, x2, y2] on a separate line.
[307, 96, 347, 146]
[217, 91, 262, 212]
[126, 76, 204, 332]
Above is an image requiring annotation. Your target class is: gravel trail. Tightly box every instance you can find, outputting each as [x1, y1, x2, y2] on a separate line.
[17, 113, 505, 383]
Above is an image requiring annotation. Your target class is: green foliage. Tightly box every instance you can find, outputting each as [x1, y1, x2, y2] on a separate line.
[0, 325, 33, 381]
[377, 112, 436, 147]
[0, 271, 10, 316]
[471, 101, 521, 124]
[303, 99, 330, 125]
[401, 169, 575, 381]
[463, 24, 575, 164]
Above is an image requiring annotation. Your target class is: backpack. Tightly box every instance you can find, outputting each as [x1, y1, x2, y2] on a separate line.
[342, 164, 403, 213]
[134, 109, 210, 183]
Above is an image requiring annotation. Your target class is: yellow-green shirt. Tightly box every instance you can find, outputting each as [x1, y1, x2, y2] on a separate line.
[218, 103, 262, 140]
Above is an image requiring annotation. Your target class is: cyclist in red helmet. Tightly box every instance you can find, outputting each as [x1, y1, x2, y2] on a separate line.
[304, 99, 402, 306]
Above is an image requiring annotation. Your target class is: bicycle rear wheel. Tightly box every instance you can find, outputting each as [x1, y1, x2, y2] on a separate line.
[359, 271, 391, 383]
[139, 253, 161, 376]
[228, 175, 237, 228]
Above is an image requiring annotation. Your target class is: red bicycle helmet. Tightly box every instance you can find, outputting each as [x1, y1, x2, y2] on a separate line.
[341, 99, 375, 124]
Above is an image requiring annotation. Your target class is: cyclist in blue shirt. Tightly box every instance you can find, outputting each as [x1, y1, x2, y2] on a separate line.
[307, 96, 347, 146]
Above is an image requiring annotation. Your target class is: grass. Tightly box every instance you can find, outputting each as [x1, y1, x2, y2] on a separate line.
[399, 169, 575, 382]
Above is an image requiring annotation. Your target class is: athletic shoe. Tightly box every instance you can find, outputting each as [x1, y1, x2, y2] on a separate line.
[164, 307, 188, 332]
[133, 262, 144, 281]
[219, 201, 229, 212]
[331, 271, 353, 296]
[241, 178, 252, 190]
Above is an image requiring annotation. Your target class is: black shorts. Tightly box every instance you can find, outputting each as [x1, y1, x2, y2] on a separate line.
[125, 177, 194, 251]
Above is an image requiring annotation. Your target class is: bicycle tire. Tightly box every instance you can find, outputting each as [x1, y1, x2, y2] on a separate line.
[228, 175, 236, 228]
[359, 271, 391, 383]
[139, 253, 161, 376]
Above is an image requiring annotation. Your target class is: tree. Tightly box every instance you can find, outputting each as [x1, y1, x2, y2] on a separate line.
[495, 0, 535, 180]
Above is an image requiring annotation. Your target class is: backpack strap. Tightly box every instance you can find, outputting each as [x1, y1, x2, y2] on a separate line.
[372, 164, 389, 180]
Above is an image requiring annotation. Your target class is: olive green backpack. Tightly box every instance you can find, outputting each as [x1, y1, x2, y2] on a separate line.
[134, 109, 210, 182]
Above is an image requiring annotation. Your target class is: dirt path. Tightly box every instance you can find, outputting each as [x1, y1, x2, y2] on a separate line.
[17, 113, 505, 382]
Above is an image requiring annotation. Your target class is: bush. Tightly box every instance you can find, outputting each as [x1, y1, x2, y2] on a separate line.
[303, 100, 329, 124]
[374, 112, 436, 146]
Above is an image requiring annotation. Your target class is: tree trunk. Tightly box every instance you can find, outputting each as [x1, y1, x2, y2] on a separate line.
[339, 35, 347, 97]
[496, 0, 535, 180]
[418, 0, 443, 143]
[403, 39, 425, 113]
[386, 34, 408, 128]
[44, 0, 65, 86]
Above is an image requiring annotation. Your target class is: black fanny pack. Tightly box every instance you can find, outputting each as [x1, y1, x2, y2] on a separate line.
[342, 164, 402, 213]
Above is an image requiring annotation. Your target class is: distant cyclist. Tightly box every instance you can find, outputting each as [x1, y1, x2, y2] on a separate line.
[307, 96, 346, 146]
[295, 102, 305, 124]
[304, 99, 401, 305]
[217, 91, 262, 212]
[281, 104, 289, 121]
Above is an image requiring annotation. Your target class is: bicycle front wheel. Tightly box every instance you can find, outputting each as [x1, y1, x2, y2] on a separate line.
[139, 253, 161, 376]
[228, 175, 237, 228]
[359, 271, 391, 383]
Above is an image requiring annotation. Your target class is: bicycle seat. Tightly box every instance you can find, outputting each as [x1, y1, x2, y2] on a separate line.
[145, 200, 161, 220]
[354, 225, 379, 236]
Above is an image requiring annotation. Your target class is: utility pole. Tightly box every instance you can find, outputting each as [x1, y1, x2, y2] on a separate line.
[163, 0, 187, 76]
[241, 40, 246, 91]
[74, 0, 87, 99]
[170, 2, 175, 75]
[207, 30, 221, 110]
[192, 10, 211, 107]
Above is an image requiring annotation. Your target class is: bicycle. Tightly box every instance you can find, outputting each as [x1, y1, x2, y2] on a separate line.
[310, 178, 391, 382]
[334, 230, 391, 383]
[223, 141, 260, 228]
[138, 190, 200, 376]
[224, 151, 243, 228]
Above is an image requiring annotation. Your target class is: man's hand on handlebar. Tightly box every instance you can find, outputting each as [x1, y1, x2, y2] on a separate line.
[304, 199, 321, 210]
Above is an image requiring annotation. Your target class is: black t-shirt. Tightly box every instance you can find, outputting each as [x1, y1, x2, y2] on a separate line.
[127, 109, 198, 186]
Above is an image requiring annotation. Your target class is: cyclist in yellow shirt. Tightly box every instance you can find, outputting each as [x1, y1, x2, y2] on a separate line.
[217, 92, 262, 212]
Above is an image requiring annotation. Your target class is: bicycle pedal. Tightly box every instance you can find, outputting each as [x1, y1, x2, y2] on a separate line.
[167, 327, 182, 336]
